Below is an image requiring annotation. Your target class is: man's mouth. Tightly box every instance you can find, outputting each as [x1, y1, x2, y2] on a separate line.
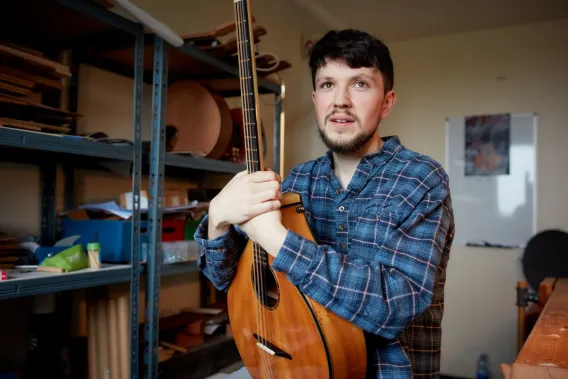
[329, 114, 356, 124]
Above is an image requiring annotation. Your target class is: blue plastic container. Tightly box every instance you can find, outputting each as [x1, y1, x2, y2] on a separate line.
[60, 219, 149, 263]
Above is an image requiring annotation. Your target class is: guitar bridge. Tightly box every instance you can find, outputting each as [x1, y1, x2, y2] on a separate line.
[253, 333, 292, 360]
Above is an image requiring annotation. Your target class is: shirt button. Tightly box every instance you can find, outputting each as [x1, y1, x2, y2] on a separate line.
[338, 206, 345, 212]
[338, 224, 344, 231]
[335, 188, 340, 195]
[339, 242, 345, 248]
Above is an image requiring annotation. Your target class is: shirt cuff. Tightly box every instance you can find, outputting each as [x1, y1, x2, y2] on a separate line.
[271, 230, 318, 285]
[193, 214, 239, 261]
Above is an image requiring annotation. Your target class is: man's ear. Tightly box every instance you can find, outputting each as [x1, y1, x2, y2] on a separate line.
[312, 90, 316, 104]
[380, 90, 396, 120]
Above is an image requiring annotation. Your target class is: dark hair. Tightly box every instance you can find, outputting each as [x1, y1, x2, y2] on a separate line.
[308, 29, 394, 93]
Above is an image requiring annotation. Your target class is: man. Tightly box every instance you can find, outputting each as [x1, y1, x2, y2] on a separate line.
[195, 29, 455, 379]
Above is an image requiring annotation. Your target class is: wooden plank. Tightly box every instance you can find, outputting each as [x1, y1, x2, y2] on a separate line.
[0, 117, 71, 134]
[539, 277, 557, 307]
[0, 44, 71, 78]
[0, 93, 80, 117]
[0, 66, 62, 91]
[0, 73, 35, 89]
[179, 16, 257, 41]
[0, 81, 33, 96]
[204, 26, 267, 53]
[516, 278, 568, 368]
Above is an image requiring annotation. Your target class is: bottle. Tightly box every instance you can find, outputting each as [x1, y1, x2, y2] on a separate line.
[476, 353, 489, 379]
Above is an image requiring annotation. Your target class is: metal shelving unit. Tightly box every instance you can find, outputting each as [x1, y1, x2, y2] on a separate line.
[0, 262, 200, 301]
[1, 0, 283, 378]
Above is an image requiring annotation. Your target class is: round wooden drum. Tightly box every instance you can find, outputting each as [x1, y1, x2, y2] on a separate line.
[166, 80, 233, 159]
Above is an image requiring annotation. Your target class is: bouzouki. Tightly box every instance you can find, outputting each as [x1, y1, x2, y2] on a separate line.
[226, 1, 367, 378]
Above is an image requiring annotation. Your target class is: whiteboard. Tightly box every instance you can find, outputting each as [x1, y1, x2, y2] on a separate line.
[445, 113, 537, 247]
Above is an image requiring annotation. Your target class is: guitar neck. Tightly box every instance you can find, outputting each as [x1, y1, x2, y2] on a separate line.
[234, 0, 264, 174]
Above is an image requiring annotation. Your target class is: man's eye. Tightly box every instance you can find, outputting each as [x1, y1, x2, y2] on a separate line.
[320, 82, 332, 89]
[354, 81, 368, 88]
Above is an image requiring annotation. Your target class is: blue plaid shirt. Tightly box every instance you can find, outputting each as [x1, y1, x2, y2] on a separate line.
[195, 135, 455, 378]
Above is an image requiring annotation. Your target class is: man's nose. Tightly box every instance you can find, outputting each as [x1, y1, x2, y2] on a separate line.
[333, 87, 352, 108]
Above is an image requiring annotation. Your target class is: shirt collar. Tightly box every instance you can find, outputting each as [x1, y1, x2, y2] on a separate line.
[321, 135, 404, 194]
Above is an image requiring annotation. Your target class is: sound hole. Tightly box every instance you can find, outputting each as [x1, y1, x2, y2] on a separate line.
[251, 263, 280, 309]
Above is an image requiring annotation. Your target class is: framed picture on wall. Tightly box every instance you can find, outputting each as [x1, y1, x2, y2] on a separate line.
[464, 113, 511, 176]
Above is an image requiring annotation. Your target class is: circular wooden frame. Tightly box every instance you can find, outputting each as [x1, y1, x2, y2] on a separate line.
[166, 80, 233, 159]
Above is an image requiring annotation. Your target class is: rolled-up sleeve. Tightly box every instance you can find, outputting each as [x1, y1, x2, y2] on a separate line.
[194, 214, 248, 291]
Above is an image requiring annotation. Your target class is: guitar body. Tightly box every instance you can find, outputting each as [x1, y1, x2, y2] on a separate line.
[227, 192, 367, 379]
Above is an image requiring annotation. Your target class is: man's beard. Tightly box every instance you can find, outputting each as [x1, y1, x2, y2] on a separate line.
[318, 122, 376, 154]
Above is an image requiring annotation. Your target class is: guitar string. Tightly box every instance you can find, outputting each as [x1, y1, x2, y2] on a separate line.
[239, 2, 274, 376]
[242, 1, 274, 378]
[242, 6, 271, 378]
[240, 3, 275, 377]
[236, 3, 271, 377]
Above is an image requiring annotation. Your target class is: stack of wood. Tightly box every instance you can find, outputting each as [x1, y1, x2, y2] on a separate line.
[0, 232, 30, 268]
[181, 18, 292, 77]
[0, 42, 80, 135]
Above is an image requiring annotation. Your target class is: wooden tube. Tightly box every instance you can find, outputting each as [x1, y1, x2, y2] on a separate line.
[95, 298, 109, 378]
[87, 293, 98, 379]
[107, 298, 120, 378]
[117, 294, 130, 379]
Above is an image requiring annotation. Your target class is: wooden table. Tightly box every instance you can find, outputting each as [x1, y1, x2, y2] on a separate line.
[502, 278, 568, 378]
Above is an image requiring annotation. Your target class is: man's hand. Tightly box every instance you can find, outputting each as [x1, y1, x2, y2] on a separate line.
[208, 169, 282, 239]
[239, 210, 288, 258]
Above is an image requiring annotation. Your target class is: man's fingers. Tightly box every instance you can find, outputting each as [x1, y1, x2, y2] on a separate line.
[261, 200, 281, 212]
[249, 169, 281, 183]
[254, 189, 281, 203]
[248, 200, 281, 218]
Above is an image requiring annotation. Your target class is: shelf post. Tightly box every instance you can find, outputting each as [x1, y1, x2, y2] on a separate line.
[144, 34, 169, 379]
[130, 23, 145, 379]
[57, 49, 78, 212]
[40, 163, 57, 246]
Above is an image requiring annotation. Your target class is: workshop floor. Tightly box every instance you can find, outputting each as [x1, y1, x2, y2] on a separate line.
[206, 361, 250, 378]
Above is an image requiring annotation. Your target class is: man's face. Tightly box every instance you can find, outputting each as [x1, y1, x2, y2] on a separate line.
[312, 60, 395, 154]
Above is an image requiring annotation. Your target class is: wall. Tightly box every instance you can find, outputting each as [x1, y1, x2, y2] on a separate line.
[286, 18, 568, 378]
